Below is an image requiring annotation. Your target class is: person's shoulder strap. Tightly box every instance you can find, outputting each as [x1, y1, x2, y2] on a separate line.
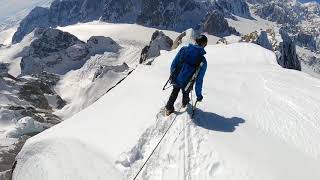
[195, 55, 205, 68]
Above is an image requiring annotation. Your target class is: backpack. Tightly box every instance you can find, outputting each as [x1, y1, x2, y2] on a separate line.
[163, 48, 204, 91]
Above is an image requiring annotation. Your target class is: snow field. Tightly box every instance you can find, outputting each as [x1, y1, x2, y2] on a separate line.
[13, 42, 320, 180]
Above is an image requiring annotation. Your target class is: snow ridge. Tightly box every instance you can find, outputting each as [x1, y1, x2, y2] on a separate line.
[12, 42, 320, 180]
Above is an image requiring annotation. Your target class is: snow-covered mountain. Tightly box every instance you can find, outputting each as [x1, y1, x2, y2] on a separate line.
[11, 0, 105, 44]
[0, 22, 181, 178]
[247, 0, 320, 80]
[9, 0, 320, 77]
[11, 30, 320, 180]
[1, 0, 320, 179]
[0, 0, 53, 31]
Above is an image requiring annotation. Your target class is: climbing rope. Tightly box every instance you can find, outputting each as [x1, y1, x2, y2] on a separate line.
[132, 106, 182, 180]
[132, 93, 199, 179]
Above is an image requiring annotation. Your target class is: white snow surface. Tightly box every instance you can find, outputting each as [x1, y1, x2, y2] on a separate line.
[13, 42, 320, 180]
[54, 23, 182, 119]
[0, 27, 16, 45]
[57, 22, 180, 47]
[227, 15, 279, 35]
[5, 117, 44, 138]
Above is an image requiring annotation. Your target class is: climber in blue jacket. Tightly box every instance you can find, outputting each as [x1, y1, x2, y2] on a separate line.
[165, 35, 208, 116]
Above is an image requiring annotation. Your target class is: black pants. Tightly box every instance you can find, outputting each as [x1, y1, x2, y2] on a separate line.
[165, 86, 191, 112]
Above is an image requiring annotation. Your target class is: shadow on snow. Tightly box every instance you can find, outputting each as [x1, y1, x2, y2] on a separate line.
[188, 108, 245, 133]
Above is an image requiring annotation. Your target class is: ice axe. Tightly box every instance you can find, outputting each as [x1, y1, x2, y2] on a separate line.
[191, 100, 198, 118]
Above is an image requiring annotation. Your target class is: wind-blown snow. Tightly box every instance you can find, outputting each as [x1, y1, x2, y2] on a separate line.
[12, 42, 320, 180]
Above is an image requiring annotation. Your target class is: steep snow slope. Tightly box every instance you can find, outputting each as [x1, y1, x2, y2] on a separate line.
[12, 42, 320, 180]
[0, 23, 182, 175]
[54, 22, 181, 119]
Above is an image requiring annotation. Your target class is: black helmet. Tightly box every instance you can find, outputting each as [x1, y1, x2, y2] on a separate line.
[195, 34, 208, 46]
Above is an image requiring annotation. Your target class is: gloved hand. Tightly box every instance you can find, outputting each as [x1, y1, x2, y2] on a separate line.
[197, 95, 203, 102]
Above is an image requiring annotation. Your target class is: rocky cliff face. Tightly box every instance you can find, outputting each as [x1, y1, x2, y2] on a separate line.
[295, 32, 317, 52]
[0, 72, 65, 115]
[201, 10, 239, 37]
[248, 0, 319, 72]
[14, 0, 250, 43]
[253, 2, 300, 25]
[49, 0, 104, 26]
[20, 28, 120, 76]
[239, 29, 301, 71]
[12, 0, 105, 44]
[0, 71, 64, 176]
[278, 29, 301, 70]
[87, 36, 121, 55]
[255, 31, 273, 50]
[12, 7, 50, 44]
[137, 0, 206, 31]
[250, 1, 320, 50]
[1, 28, 124, 176]
[20, 28, 88, 75]
[140, 30, 173, 64]
[215, 0, 252, 18]
[103, 0, 207, 32]
[102, 0, 140, 23]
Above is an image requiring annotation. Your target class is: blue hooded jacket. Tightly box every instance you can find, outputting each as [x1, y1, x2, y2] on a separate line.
[170, 44, 207, 98]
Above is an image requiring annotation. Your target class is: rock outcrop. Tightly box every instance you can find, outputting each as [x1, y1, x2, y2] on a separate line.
[12, 0, 105, 44]
[14, 0, 254, 43]
[295, 32, 317, 52]
[277, 29, 301, 71]
[49, 0, 104, 26]
[240, 29, 301, 71]
[255, 31, 273, 50]
[0, 63, 9, 73]
[87, 36, 121, 55]
[253, 2, 301, 25]
[172, 32, 187, 50]
[20, 28, 88, 75]
[93, 63, 130, 81]
[0, 72, 63, 124]
[201, 10, 239, 37]
[20, 28, 120, 75]
[103, 0, 207, 32]
[250, 0, 320, 51]
[0, 70, 65, 175]
[139, 30, 173, 64]
[136, 0, 206, 31]
[12, 7, 51, 44]
[317, 36, 320, 52]
[102, 0, 140, 23]
[216, 0, 252, 19]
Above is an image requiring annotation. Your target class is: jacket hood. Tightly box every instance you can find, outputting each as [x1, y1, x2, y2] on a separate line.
[187, 44, 206, 56]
